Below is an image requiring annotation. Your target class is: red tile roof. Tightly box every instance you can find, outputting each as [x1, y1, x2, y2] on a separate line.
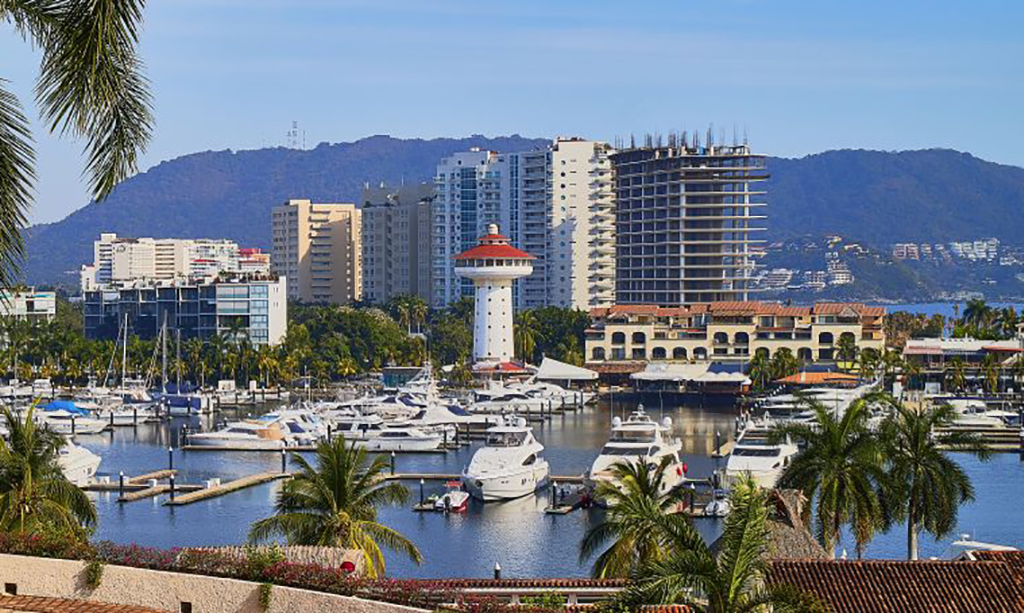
[972, 550, 1024, 585]
[775, 372, 862, 386]
[0, 595, 168, 612]
[454, 244, 535, 260]
[767, 560, 1024, 613]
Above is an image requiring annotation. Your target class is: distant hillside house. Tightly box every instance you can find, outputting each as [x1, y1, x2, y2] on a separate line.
[585, 302, 885, 365]
[0, 288, 56, 323]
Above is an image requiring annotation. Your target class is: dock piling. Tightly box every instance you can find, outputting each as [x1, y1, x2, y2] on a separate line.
[419, 478, 425, 505]
[168, 447, 174, 472]
[118, 471, 124, 497]
[169, 474, 176, 501]
[390, 451, 396, 475]
[280, 448, 287, 474]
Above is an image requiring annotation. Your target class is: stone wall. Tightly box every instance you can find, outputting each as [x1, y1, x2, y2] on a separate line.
[0, 554, 425, 613]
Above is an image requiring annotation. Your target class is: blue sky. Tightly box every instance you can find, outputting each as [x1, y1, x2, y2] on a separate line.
[3, 0, 1022, 224]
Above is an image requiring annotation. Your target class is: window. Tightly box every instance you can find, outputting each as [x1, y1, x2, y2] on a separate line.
[592, 347, 606, 360]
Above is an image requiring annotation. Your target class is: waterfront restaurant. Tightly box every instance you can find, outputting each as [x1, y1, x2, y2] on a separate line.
[585, 302, 886, 374]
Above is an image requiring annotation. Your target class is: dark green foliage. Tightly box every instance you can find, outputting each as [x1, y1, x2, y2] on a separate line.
[84, 559, 104, 590]
[258, 582, 272, 611]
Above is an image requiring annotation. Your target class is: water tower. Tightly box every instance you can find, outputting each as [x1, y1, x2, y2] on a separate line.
[454, 224, 534, 369]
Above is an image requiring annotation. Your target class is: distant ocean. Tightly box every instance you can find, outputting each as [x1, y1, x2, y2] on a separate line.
[875, 302, 1024, 318]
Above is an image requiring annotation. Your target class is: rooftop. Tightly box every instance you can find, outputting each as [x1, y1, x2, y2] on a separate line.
[590, 302, 885, 319]
[0, 595, 167, 613]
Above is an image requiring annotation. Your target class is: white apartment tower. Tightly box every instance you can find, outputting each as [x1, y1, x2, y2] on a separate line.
[431, 138, 615, 311]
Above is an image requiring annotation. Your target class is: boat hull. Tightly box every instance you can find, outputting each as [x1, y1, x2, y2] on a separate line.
[353, 437, 442, 452]
[186, 436, 285, 450]
[462, 463, 550, 501]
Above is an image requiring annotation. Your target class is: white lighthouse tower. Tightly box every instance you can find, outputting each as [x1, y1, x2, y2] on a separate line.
[454, 224, 535, 369]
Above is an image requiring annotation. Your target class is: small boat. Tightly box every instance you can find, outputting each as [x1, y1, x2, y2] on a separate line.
[37, 403, 108, 435]
[703, 489, 731, 518]
[434, 481, 470, 513]
[462, 415, 550, 501]
[58, 441, 102, 486]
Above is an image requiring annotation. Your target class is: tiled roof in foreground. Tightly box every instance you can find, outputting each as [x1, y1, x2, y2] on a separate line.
[768, 560, 1024, 613]
[0, 595, 167, 613]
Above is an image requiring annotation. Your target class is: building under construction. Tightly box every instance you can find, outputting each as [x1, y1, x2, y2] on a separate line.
[610, 132, 767, 305]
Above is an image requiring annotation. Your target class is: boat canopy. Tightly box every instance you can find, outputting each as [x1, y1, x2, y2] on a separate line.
[534, 357, 597, 381]
[39, 400, 90, 415]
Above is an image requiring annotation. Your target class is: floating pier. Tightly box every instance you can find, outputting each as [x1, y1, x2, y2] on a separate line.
[164, 472, 290, 506]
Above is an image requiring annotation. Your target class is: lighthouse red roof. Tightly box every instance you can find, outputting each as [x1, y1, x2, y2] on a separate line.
[454, 226, 535, 261]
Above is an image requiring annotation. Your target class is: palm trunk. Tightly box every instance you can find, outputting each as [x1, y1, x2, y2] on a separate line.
[908, 509, 919, 560]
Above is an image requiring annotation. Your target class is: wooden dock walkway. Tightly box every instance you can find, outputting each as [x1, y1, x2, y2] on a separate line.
[117, 484, 203, 502]
[128, 470, 177, 484]
[164, 472, 290, 506]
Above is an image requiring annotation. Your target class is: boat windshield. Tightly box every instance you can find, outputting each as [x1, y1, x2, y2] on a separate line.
[486, 431, 527, 447]
[733, 447, 780, 457]
[600, 445, 655, 457]
[610, 429, 656, 443]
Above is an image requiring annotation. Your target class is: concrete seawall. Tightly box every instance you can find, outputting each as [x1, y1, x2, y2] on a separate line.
[0, 553, 426, 612]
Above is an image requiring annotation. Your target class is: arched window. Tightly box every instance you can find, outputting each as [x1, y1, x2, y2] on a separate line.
[734, 332, 750, 345]
[797, 347, 813, 361]
[713, 332, 728, 345]
[755, 347, 770, 359]
[611, 332, 625, 344]
[592, 347, 606, 361]
[652, 347, 667, 360]
[632, 332, 646, 344]
[840, 331, 856, 344]
[694, 347, 708, 360]
[819, 332, 834, 345]
[673, 347, 688, 360]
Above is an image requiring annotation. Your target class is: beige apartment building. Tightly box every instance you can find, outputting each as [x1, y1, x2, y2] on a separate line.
[585, 302, 885, 364]
[361, 183, 433, 304]
[271, 199, 362, 304]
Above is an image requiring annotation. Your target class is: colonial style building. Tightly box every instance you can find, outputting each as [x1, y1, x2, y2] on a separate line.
[585, 302, 885, 364]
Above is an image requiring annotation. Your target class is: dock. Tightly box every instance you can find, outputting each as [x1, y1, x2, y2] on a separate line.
[117, 484, 202, 503]
[164, 472, 290, 506]
[385, 473, 585, 484]
[935, 426, 1023, 452]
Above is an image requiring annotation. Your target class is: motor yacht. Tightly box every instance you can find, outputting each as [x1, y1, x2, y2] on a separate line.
[724, 426, 798, 489]
[36, 403, 108, 435]
[188, 410, 324, 449]
[354, 425, 443, 452]
[58, 441, 102, 486]
[586, 406, 685, 500]
[462, 416, 550, 501]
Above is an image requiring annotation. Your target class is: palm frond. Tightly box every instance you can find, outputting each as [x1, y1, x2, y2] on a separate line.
[34, 0, 153, 200]
[0, 79, 33, 289]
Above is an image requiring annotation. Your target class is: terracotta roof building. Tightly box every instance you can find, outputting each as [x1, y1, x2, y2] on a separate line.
[586, 301, 885, 366]
[767, 560, 1024, 613]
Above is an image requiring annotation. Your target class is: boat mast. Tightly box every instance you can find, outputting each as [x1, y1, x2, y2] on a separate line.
[161, 313, 168, 394]
[120, 312, 128, 394]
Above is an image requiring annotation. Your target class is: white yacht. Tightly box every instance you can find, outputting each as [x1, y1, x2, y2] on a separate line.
[587, 407, 684, 500]
[58, 441, 102, 486]
[188, 410, 324, 449]
[933, 397, 1015, 428]
[724, 426, 798, 489]
[462, 416, 549, 501]
[353, 426, 443, 452]
[37, 408, 108, 435]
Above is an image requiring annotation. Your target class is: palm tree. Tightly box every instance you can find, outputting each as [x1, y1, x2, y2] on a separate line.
[0, 1, 152, 288]
[981, 353, 1000, 395]
[748, 351, 773, 391]
[616, 476, 825, 612]
[878, 399, 991, 560]
[946, 357, 967, 394]
[0, 405, 97, 537]
[962, 298, 990, 330]
[579, 456, 685, 578]
[767, 396, 885, 558]
[769, 348, 799, 380]
[248, 437, 421, 577]
[836, 335, 858, 370]
[514, 310, 539, 363]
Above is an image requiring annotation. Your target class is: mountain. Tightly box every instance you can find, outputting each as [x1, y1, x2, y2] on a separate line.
[767, 149, 1024, 244]
[21, 141, 1024, 289]
[23, 134, 549, 286]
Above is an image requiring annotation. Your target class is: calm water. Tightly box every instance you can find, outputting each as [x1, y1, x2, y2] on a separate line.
[76, 400, 1024, 578]
[883, 302, 1024, 318]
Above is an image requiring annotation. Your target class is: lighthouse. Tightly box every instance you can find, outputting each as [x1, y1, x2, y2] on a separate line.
[454, 224, 535, 369]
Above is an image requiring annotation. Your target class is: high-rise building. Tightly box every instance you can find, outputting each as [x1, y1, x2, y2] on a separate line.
[430, 138, 616, 310]
[610, 135, 767, 305]
[361, 183, 434, 304]
[80, 233, 267, 292]
[271, 199, 362, 304]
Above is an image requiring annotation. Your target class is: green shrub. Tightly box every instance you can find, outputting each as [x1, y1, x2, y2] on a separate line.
[519, 592, 566, 608]
[258, 582, 272, 611]
[85, 559, 104, 590]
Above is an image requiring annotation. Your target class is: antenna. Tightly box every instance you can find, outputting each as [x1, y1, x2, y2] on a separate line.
[286, 120, 301, 149]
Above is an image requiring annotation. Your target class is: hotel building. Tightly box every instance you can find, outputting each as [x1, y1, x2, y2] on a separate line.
[361, 183, 434, 304]
[271, 199, 361, 304]
[431, 138, 616, 310]
[80, 233, 267, 292]
[585, 302, 885, 364]
[610, 136, 767, 306]
[84, 276, 287, 346]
